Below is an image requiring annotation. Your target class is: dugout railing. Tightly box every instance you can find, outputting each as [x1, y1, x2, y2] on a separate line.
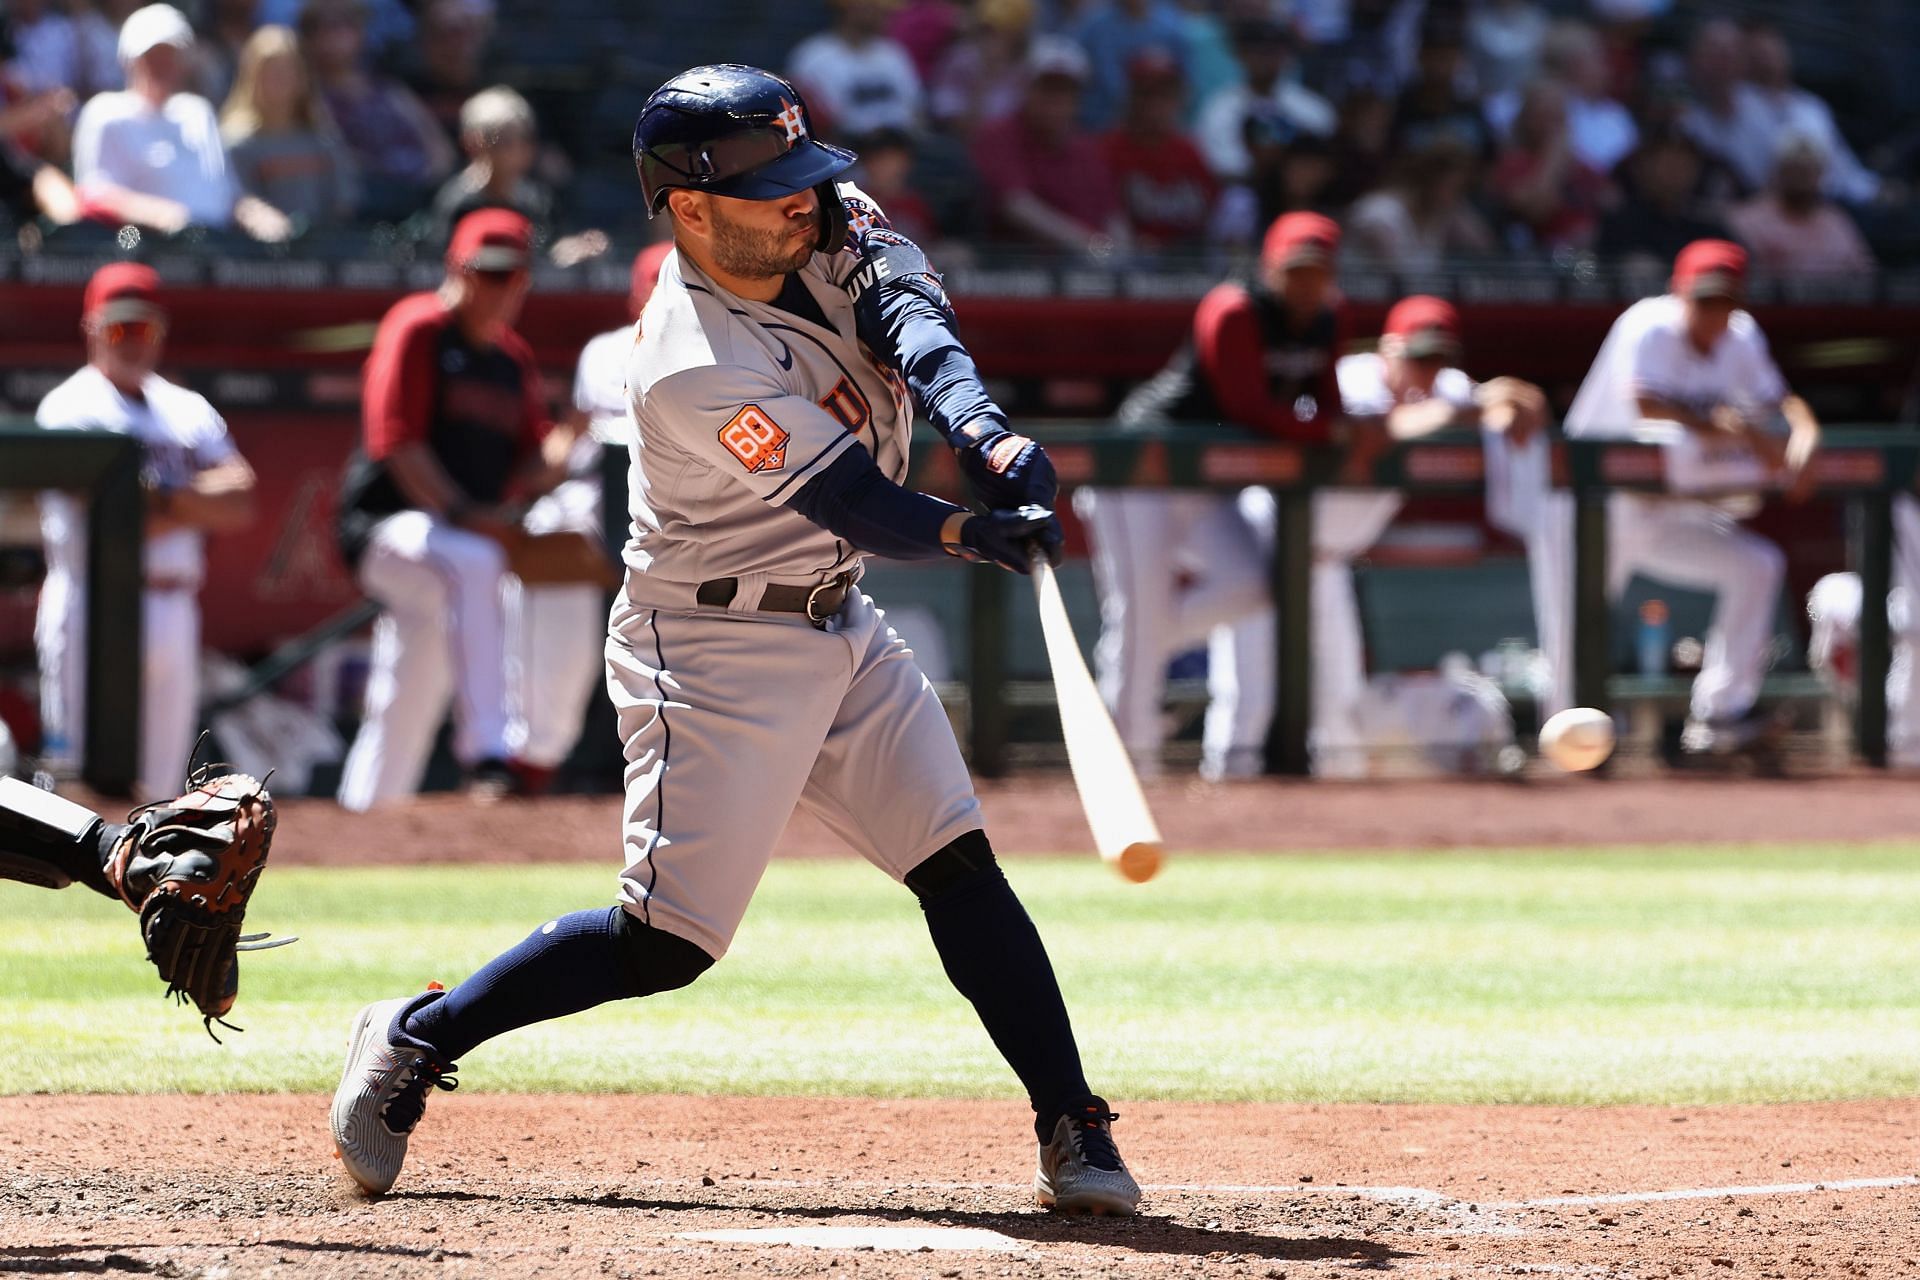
[0, 425, 145, 795]
[897, 425, 1920, 777]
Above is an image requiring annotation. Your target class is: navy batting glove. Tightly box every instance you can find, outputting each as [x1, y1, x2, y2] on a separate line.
[953, 504, 1064, 574]
[956, 422, 1058, 513]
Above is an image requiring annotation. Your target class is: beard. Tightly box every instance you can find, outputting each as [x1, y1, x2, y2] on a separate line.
[708, 202, 817, 279]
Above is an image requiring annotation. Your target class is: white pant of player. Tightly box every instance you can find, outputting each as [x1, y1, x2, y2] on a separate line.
[1074, 487, 1400, 779]
[505, 579, 606, 768]
[337, 511, 514, 811]
[1529, 493, 1785, 722]
[36, 574, 200, 800]
[605, 587, 983, 960]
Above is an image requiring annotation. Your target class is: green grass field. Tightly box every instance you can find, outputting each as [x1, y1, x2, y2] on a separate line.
[4, 847, 1920, 1104]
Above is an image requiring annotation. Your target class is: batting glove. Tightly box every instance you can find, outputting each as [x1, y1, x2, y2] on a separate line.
[946, 504, 1064, 574]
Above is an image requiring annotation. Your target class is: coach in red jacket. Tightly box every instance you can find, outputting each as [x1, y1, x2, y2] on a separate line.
[334, 208, 557, 810]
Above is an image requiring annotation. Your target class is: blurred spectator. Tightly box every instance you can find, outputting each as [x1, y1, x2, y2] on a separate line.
[72, 0, 143, 97]
[1345, 135, 1495, 270]
[1466, 0, 1547, 100]
[429, 86, 547, 235]
[1393, 12, 1493, 161]
[257, 0, 412, 61]
[398, 0, 496, 150]
[1741, 22, 1880, 207]
[887, 0, 962, 83]
[0, 97, 81, 233]
[220, 24, 356, 230]
[929, 0, 1032, 135]
[192, 0, 258, 105]
[1320, 86, 1394, 209]
[1489, 79, 1608, 253]
[430, 85, 606, 267]
[847, 126, 938, 245]
[789, 0, 923, 139]
[1195, 16, 1333, 183]
[1486, 20, 1635, 174]
[1304, 0, 1424, 103]
[72, 3, 290, 238]
[1244, 130, 1336, 231]
[1678, 17, 1770, 196]
[1596, 126, 1723, 268]
[1068, 0, 1187, 130]
[1725, 132, 1874, 277]
[970, 36, 1124, 257]
[1173, 0, 1240, 111]
[6, 0, 81, 93]
[300, 0, 453, 222]
[1101, 48, 1215, 251]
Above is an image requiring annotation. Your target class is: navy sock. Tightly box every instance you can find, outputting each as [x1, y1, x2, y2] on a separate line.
[404, 906, 640, 1062]
[919, 865, 1093, 1142]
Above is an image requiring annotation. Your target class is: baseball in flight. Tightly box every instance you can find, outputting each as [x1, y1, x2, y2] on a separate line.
[1539, 707, 1616, 772]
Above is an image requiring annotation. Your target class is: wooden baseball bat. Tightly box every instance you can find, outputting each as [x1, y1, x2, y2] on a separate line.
[1030, 557, 1165, 883]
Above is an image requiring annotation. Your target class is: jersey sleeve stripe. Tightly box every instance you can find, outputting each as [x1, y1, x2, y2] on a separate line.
[764, 427, 853, 502]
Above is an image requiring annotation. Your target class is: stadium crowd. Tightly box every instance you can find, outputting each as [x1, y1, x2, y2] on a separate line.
[0, 0, 1911, 271]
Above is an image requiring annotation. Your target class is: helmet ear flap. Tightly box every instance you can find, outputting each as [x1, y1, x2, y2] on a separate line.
[814, 181, 848, 254]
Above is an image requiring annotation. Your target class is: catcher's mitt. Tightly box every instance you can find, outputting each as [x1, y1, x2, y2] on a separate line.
[106, 762, 295, 1040]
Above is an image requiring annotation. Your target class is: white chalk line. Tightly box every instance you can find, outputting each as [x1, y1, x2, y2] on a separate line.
[698, 1173, 1920, 1213]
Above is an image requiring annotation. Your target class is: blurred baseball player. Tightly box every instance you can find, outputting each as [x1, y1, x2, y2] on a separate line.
[1075, 212, 1345, 780]
[333, 209, 566, 810]
[36, 264, 258, 799]
[1805, 495, 1920, 766]
[1320, 296, 1546, 771]
[1520, 240, 1820, 750]
[331, 64, 1141, 1216]
[503, 243, 673, 791]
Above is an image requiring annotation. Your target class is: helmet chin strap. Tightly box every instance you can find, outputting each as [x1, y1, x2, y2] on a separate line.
[813, 182, 849, 254]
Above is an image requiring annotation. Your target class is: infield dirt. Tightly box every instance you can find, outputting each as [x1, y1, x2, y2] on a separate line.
[10, 775, 1920, 1277]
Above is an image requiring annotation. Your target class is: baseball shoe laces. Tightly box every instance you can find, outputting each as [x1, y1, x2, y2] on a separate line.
[382, 1056, 458, 1135]
[1065, 1102, 1124, 1171]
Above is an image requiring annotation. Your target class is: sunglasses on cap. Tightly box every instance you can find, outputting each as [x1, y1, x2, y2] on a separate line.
[468, 266, 528, 286]
[104, 319, 164, 346]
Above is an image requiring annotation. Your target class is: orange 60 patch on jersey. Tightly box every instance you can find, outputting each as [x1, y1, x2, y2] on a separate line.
[718, 404, 790, 473]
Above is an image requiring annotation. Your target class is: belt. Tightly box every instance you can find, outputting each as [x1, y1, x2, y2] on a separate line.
[696, 572, 854, 626]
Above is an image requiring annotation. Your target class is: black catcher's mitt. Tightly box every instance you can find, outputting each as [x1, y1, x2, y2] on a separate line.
[105, 765, 294, 1039]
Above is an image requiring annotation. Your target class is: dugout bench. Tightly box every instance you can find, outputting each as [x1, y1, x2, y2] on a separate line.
[898, 424, 1920, 777]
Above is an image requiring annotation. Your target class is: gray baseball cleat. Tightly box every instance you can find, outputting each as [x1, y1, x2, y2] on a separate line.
[1035, 1097, 1141, 1216]
[329, 992, 458, 1196]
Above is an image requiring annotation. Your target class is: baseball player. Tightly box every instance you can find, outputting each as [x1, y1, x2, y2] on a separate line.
[1508, 240, 1821, 750]
[331, 64, 1141, 1217]
[36, 263, 259, 800]
[1075, 212, 1346, 781]
[503, 242, 673, 792]
[1315, 296, 1546, 772]
[333, 208, 566, 810]
[1804, 495, 1920, 766]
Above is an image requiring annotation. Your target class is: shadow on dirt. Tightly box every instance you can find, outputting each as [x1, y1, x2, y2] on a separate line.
[388, 1188, 1412, 1265]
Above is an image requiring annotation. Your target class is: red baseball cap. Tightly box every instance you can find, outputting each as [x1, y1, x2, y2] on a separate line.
[1672, 238, 1746, 300]
[447, 207, 533, 272]
[1261, 211, 1340, 271]
[630, 241, 672, 314]
[83, 262, 164, 323]
[1384, 294, 1461, 359]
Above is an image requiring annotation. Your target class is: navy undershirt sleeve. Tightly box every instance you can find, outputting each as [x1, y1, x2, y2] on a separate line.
[848, 247, 1004, 446]
[786, 445, 965, 561]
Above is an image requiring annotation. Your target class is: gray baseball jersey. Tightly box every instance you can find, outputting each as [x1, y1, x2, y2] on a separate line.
[622, 186, 911, 599]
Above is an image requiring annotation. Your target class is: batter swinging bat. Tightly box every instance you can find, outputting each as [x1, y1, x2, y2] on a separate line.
[1031, 557, 1165, 883]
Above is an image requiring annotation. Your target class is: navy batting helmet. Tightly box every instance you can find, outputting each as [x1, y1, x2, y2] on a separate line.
[633, 64, 856, 251]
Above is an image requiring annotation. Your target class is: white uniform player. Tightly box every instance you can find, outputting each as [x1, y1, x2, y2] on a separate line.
[331, 66, 1139, 1216]
[1497, 240, 1820, 750]
[504, 244, 673, 786]
[37, 263, 257, 799]
[1805, 495, 1920, 765]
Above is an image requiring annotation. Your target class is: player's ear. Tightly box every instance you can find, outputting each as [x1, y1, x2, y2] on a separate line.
[666, 189, 707, 237]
